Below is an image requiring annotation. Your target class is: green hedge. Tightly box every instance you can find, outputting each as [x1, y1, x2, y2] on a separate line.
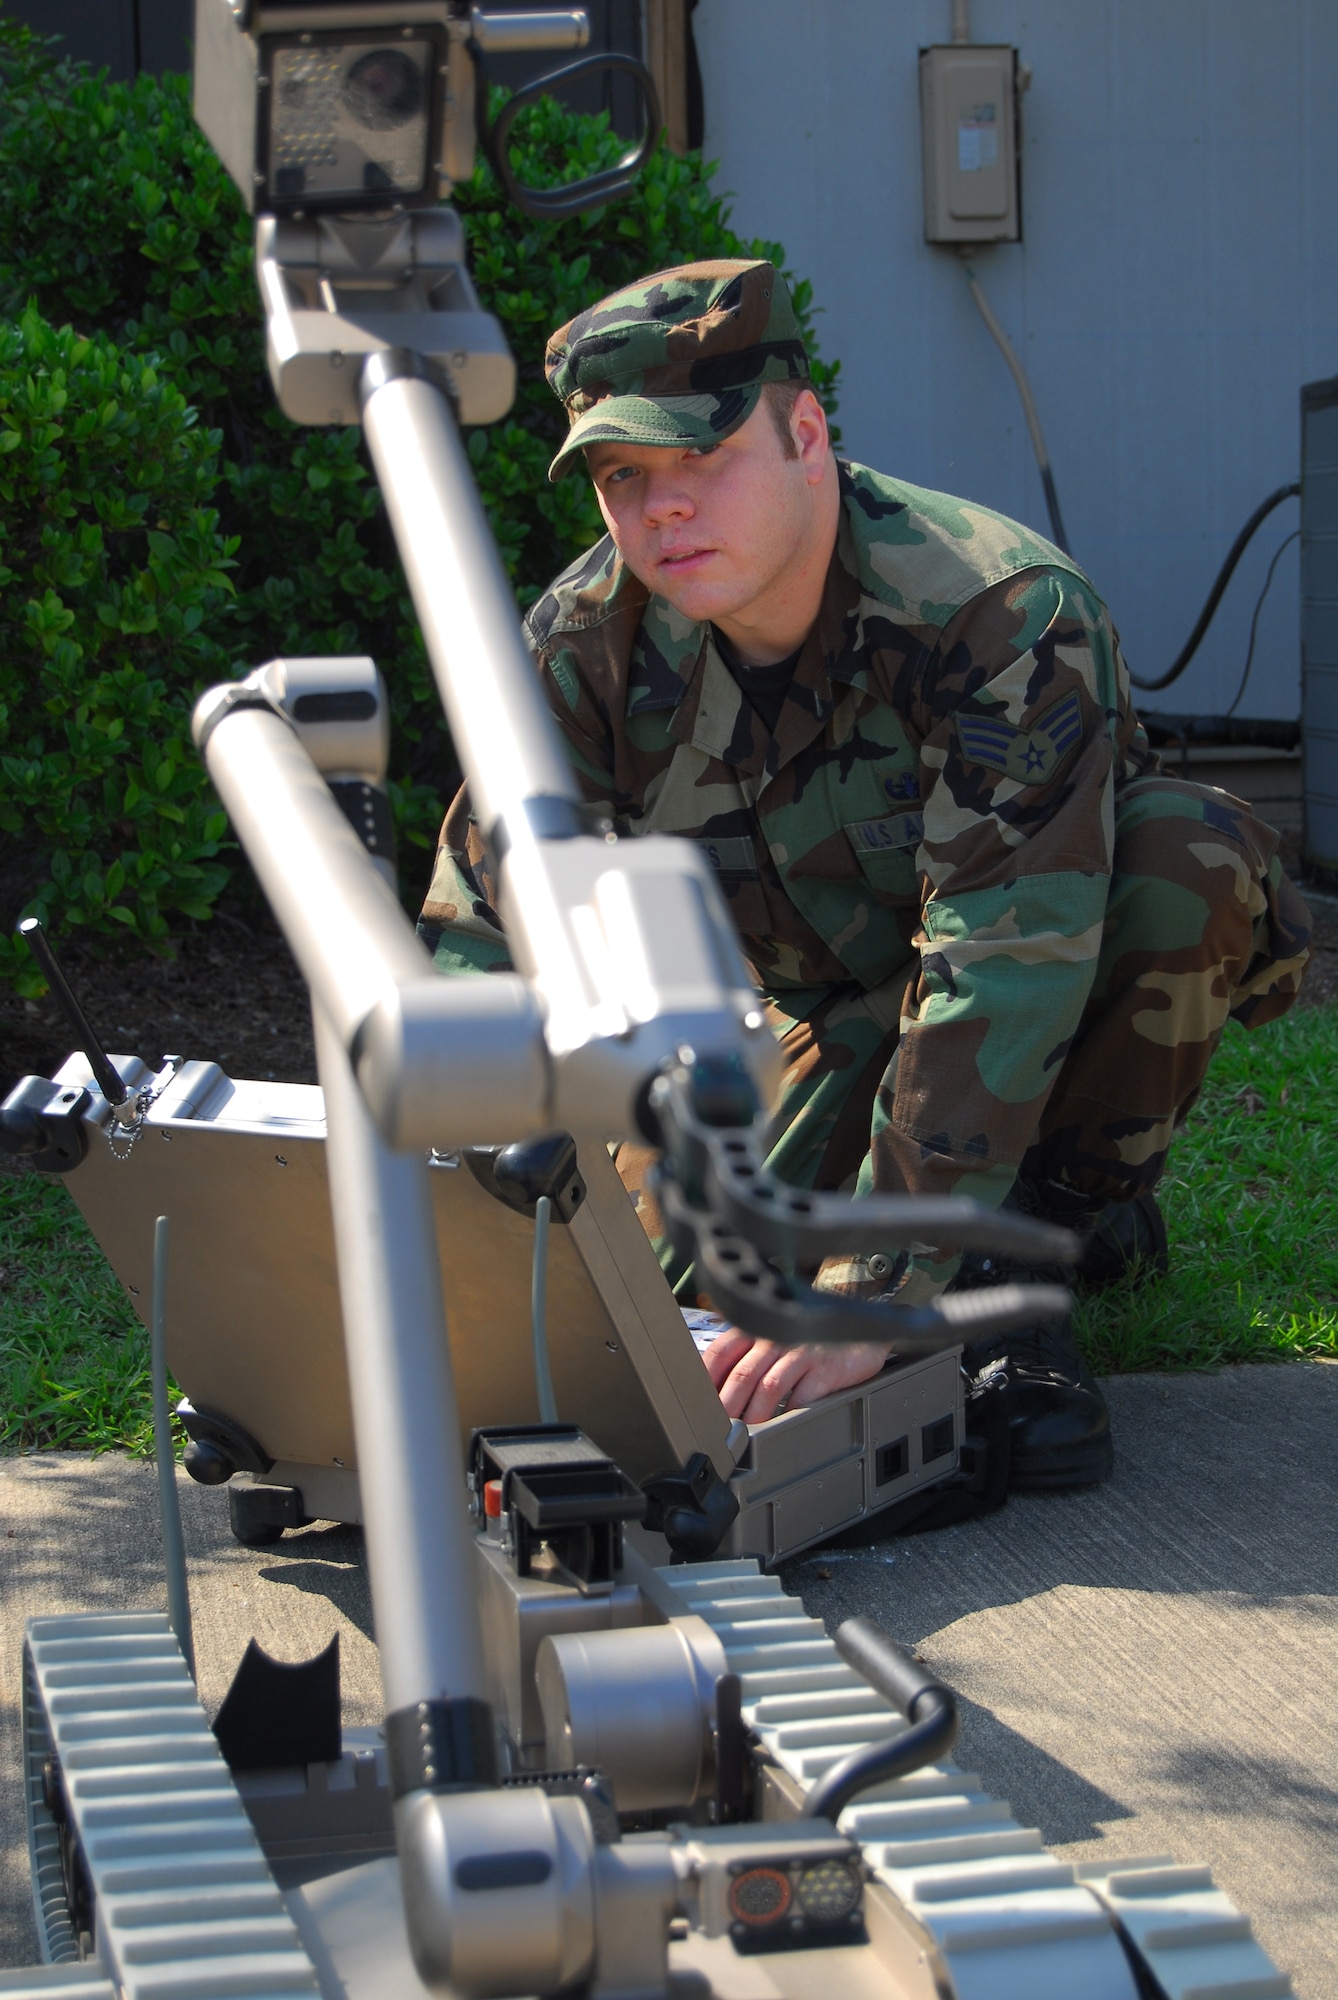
[0, 310, 236, 987]
[0, 21, 839, 991]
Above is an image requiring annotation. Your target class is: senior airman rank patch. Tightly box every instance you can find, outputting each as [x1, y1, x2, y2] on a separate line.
[954, 688, 1084, 786]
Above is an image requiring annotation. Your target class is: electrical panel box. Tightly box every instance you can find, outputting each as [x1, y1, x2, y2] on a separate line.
[919, 43, 1020, 244]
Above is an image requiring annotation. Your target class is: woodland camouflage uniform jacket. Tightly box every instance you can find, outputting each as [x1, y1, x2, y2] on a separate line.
[421, 459, 1159, 1216]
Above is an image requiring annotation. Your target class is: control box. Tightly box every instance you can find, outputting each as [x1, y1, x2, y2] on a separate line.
[919, 43, 1021, 244]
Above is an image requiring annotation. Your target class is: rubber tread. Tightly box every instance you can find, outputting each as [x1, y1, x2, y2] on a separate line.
[0, 1974, 119, 1997]
[24, 1612, 321, 2000]
[1077, 1860, 1295, 2000]
[658, 1560, 1289, 2000]
[22, 1642, 77, 1965]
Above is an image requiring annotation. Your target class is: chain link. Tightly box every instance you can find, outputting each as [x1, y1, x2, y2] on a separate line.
[106, 1059, 183, 1163]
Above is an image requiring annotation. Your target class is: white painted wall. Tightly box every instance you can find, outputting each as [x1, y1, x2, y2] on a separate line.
[694, 0, 1338, 720]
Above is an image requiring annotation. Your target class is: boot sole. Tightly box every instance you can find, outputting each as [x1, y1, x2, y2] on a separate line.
[1009, 1432, 1114, 1491]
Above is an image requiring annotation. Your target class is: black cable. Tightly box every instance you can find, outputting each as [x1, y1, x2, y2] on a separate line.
[1129, 483, 1300, 692]
[805, 1618, 959, 1823]
[1224, 529, 1300, 719]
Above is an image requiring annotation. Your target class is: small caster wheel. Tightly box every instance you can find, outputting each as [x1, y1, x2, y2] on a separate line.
[228, 1480, 302, 1547]
[232, 1519, 284, 1548]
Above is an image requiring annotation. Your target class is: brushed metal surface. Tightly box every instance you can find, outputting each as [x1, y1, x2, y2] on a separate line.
[56, 1066, 689, 1482]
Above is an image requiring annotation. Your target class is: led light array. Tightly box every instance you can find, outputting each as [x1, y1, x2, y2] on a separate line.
[264, 34, 436, 204]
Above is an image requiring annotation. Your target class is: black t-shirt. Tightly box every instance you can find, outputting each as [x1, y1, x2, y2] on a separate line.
[711, 625, 802, 738]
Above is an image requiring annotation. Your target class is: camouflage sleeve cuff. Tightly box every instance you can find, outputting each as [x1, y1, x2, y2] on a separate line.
[415, 915, 513, 977]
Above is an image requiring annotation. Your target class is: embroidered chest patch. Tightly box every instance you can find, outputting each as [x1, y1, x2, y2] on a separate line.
[883, 769, 920, 803]
[845, 810, 925, 856]
[954, 688, 1084, 787]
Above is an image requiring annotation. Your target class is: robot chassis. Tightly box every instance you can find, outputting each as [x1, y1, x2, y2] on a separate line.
[3, 4, 1293, 1996]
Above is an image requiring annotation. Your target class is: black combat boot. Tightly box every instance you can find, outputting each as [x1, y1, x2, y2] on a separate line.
[959, 1309, 1113, 1490]
[1076, 1187, 1169, 1290]
[953, 1176, 1119, 1490]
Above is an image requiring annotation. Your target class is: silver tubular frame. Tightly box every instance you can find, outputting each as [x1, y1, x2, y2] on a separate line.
[313, 999, 489, 1715]
[358, 365, 580, 835]
[196, 698, 549, 1146]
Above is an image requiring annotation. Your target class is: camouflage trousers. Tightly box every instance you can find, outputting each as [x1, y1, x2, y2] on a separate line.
[619, 777, 1312, 1288]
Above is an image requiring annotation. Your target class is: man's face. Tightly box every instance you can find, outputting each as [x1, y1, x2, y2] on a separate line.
[583, 392, 830, 634]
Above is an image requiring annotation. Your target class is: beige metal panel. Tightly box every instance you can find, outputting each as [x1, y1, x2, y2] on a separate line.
[771, 1457, 865, 1557]
[428, 1146, 690, 1485]
[724, 1352, 964, 1565]
[57, 1065, 688, 1483]
[66, 1113, 353, 1471]
[565, 1141, 735, 1479]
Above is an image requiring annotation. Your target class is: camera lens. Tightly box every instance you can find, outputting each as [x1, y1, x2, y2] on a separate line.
[342, 48, 424, 131]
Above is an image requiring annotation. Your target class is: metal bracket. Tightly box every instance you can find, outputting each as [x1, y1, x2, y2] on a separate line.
[255, 208, 515, 425]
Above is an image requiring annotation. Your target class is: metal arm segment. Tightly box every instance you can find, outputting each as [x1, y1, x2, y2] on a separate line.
[194, 690, 549, 1146]
[358, 355, 780, 1136]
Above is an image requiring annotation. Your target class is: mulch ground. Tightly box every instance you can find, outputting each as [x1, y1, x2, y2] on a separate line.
[0, 896, 318, 1095]
[2, 882, 1335, 1104]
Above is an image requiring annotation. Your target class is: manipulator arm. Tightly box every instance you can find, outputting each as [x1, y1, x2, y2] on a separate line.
[191, 652, 777, 1150]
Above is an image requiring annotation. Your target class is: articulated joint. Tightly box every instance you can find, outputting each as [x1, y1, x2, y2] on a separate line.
[396, 1783, 676, 1998]
[351, 973, 550, 1149]
[192, 679, 284, 756]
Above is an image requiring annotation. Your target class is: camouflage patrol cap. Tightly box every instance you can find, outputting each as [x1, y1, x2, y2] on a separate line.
[544, 258, 811, 481]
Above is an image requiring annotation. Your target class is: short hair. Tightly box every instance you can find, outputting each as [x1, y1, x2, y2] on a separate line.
[762, 378, 810, 459]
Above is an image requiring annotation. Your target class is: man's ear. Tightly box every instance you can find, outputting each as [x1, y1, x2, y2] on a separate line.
[793, 388, 830, 480]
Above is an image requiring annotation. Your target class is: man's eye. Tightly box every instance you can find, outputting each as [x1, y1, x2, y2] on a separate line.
[687, 442, 719, 459]
[604, 464, 638, 486]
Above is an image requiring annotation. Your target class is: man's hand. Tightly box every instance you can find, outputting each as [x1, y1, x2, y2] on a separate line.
[702, 1329, 891, 1423]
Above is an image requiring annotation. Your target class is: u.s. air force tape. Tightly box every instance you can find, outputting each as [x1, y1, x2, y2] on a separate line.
[697, 834, 760, 877]
[845, 811, 925, 855]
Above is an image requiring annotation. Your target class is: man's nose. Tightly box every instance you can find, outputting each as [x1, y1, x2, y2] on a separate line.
[641, 469, 694, 524]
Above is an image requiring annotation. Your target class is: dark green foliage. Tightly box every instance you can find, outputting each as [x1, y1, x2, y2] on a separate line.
[0, 308, 236, 992]
[0, 19, 839, 982]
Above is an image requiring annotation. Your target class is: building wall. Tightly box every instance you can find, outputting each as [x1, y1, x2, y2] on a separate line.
[694, 0, 1338, 721]
[7, 1, 191, 76]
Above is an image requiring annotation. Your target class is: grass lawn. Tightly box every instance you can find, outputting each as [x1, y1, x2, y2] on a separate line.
[1, 1004, 1335, 1453]
[1075, 1000, 1338, 1372]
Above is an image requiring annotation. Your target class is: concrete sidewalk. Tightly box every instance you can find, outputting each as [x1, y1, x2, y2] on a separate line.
[4, 1363, 1337, 1994]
